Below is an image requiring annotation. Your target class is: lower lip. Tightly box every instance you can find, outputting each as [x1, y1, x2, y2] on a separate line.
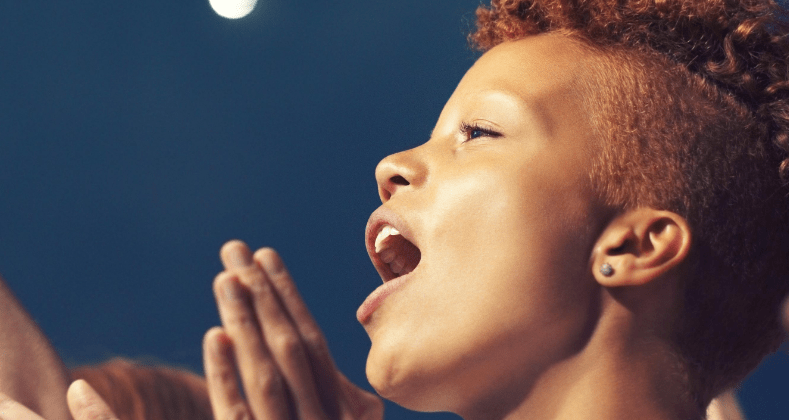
[356, 272, 413, 323]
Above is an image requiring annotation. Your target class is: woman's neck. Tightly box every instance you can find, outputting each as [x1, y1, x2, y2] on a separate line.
[460, 293, 699, 420]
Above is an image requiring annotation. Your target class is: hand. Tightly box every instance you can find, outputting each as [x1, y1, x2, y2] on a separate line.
[0, 380, 118, 420]
[203, 241, 384, 420]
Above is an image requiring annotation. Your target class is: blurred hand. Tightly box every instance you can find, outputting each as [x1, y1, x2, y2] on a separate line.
[203, 241, 384, 420]
[0, 380, 118, 420]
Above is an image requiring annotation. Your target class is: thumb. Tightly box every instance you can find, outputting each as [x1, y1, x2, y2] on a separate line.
[66, 381, 118, 420]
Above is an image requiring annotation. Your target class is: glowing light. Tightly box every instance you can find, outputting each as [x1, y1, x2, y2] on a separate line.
[209, 0, 257, 19]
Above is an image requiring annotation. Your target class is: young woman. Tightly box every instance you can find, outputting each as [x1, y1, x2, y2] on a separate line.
[202, 1, 789, 419]
[1, 1, 787, 419]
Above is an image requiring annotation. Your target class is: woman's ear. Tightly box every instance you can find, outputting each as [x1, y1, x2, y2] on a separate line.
[591, 208, 692, 287]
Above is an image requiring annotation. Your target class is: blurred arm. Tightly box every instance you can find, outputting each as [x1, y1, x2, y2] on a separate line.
[0, 274, 71, 420]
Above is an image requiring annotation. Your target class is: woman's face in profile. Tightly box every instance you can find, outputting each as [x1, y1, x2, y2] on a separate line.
[358, 35, 609, 413]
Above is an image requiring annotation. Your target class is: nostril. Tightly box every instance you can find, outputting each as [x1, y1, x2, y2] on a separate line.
[390, 175, 409, 186]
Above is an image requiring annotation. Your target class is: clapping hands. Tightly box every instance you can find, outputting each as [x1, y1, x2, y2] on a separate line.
[203, 241, 383, 420]
[0, 240, 381, 420]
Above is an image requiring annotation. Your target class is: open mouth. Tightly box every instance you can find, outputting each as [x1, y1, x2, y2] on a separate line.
[373, 224, 422, 281]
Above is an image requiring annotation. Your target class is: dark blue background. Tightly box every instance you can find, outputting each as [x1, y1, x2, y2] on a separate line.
[0, 1, 786, 419]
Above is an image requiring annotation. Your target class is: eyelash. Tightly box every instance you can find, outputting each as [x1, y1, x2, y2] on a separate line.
[459, 122, 502, 142]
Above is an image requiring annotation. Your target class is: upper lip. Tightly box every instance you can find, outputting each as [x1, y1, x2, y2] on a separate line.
[365, 206, 419, 282]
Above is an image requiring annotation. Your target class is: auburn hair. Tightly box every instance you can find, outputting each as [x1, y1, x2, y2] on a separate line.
[470, 0, 789, 413]
[70, 359, 213, 420]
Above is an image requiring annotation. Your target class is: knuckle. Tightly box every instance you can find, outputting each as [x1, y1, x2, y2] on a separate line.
[247, 275, 273, 296]
[272, 333, 303, 356]
[251, 369, 284, 399]
[227, 310, 256, 330]
[208, 363, 236, 383]
[301, 329, 327, 352]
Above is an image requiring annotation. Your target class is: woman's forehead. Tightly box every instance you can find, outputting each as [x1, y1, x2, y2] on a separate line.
[464, 34, 590, 94]
[434, 34, 595, 139]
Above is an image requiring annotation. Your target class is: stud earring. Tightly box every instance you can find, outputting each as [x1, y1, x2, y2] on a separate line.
[600, 263, 614, 277]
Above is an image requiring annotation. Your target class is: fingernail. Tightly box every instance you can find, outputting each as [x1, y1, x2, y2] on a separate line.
[259, 249, 285, 274]
[66, 380, 93, 414]
[71, 380, 91, 405]
[227, 246, 252, 267]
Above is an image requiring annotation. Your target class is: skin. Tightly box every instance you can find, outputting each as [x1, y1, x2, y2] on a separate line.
[0, 380, 117, 420]
[364, 36, 603, 414]
[203, 242, 383, 420]
[197, 32, 762, 420]
[361, 35, 696, 420]
[0, 276, 72, 420]
[0, 243, 385, 420]
[0, 32, 771, 420]
[195, 33, 699, 420]
[706, 390, 745, 420]
[58, 33, 701, 420]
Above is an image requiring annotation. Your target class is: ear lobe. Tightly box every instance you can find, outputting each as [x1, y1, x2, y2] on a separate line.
[591, 208, 692, 287]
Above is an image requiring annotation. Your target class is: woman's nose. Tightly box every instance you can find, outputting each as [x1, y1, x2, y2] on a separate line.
[374, 147, 427, 203]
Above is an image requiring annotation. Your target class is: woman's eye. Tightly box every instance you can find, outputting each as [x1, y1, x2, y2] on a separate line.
[460, 123, 501, 142]
[470, 129, 486, 139]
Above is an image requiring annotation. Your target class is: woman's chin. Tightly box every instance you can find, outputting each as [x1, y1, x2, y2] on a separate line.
[365, 345, 411, 405]
[365, 344, 449, 412]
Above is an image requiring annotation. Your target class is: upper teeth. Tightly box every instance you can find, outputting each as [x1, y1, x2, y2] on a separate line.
[375, 225, 400, 253]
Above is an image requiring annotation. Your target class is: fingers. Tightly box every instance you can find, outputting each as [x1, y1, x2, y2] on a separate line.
[0, 393, 46, 420]
[253, 248, 342, 418]
[220, 241, 328, 420]
[254, 248, 334, 363]
[65, 380, 119, 420]
[213, 271, 290, 420]
[203, 327, 252, 420]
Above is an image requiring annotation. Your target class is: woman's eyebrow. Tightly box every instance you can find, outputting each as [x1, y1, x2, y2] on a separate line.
[474, 89, 553, 136]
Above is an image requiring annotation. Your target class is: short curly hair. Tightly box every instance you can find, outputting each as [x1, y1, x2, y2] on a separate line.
[470, 0, 789, 412]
